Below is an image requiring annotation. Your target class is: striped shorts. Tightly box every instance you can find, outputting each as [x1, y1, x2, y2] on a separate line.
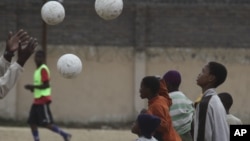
[27, 103, 54, 126]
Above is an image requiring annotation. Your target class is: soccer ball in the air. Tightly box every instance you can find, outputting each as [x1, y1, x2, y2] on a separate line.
[95, 0, 123, 20]
[41, 1, 65, 25]
[57, 54, 82, 79]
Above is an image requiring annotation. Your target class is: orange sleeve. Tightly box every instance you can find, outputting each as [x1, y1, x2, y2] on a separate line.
[147, 103, 170, 133]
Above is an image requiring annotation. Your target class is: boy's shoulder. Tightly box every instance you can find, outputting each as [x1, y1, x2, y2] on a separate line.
[227, 114, 243, 125]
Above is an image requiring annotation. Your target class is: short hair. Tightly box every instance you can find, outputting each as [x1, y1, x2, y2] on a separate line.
[163, 70, 181, 88]
[218, 92, 233, 111]
[208, 62, 227, 88]
[35, 50, 46, 58]
[141, 76, 160, 95]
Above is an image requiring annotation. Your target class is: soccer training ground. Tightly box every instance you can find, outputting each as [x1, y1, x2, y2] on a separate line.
[0, 127, 136, 141]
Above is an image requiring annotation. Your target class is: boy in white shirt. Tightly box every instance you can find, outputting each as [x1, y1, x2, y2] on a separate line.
[193, 61, 229, 141]
[218, 92, 243, 125]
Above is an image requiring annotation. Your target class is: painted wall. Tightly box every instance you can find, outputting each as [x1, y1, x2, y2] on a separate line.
[1, 46, 250, 124]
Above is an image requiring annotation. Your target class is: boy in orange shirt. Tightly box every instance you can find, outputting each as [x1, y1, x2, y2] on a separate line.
[132, 76, 181, 141]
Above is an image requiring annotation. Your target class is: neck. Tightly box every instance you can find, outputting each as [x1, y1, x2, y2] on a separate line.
[169, 88, 178, 93]
[36, 63, 43, 68]
[202, 85, 214, 94]
[168, 85, 178, 93]
[147, 94, 158, 100]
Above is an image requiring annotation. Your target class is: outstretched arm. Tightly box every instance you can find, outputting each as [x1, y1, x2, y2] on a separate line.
[24, 81, 50, 93]
[0, 36, 37, 99]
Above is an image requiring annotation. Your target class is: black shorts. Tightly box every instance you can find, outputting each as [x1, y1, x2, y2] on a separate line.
[27, 103, 54, 126]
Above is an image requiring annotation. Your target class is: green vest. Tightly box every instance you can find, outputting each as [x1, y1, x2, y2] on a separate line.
[34, 64, 51, 98]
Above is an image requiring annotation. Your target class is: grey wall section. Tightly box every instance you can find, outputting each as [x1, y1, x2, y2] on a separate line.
[15, 46, 135, 124]
[1, 1, 250, 47]
[147, 5, 250, 48]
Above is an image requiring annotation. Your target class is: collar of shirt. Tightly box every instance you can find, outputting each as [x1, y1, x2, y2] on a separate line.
[203, 88, 217, 97]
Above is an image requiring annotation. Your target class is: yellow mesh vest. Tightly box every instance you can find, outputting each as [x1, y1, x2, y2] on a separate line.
[34, 64, 51, 98]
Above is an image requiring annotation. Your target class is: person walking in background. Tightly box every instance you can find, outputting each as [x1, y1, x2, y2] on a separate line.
[24, 50, 71, 141]
[0, 29, 37, 99]
[163, 70, 194, 141]
[132, 76, 181, 141]
[134, 113, 161, 141]
[193, 61, 229, 141]
[218, 92, 243, 125]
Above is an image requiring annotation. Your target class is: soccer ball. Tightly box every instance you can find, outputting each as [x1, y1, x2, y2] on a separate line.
[57, 54, 82, 79]
[41, 1, 65, 25]
[94, 0, 123, 20]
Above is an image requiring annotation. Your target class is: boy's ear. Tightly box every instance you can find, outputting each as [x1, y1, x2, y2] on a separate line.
[208, 74, 216, 83]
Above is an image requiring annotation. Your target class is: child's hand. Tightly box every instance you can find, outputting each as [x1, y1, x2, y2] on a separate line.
[6, 29, 29, 53]
[17, 37, 38, 67]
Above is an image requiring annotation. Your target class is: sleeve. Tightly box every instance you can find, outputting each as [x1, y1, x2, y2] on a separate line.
[186, 97, 195, 114]
[147, 103, 170, 133]
[41, 68, 49, 82]
[0, 62, 23, 99]
[0, 56, 11, 77]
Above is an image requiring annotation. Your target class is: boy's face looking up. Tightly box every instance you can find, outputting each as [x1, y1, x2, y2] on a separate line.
[196, 63, 215, 88]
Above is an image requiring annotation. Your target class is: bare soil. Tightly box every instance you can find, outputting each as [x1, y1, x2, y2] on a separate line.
[0, 127, 137, 141]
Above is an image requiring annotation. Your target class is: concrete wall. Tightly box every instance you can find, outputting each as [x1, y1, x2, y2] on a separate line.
[2, 1, 250, 48]
[1, 0, 250, 125]
[1, 46, 250, 124]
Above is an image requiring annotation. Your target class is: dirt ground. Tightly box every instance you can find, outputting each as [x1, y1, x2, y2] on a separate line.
[0, 126, 137, 141]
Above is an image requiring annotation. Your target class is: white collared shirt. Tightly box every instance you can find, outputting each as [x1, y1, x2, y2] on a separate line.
[193, 88, 229, 141]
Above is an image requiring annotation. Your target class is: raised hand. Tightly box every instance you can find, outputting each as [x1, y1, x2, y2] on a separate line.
[5, 29, 30, 53]
[17, 37, 38, 67]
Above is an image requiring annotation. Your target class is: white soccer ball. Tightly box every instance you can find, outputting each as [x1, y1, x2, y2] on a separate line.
[41, 1, 65, 25]
[95, 0, 123, 20]
[57, 54, 82, 79]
